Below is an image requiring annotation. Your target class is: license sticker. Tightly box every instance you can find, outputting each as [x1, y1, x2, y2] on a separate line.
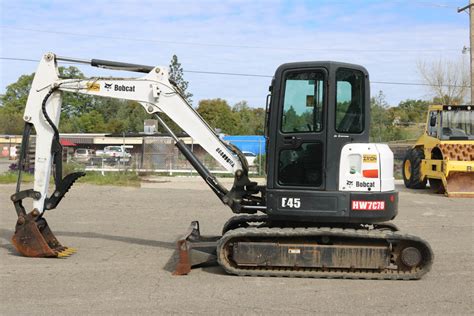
[363, 154, 377, 163]
[352, 200, 385, 210]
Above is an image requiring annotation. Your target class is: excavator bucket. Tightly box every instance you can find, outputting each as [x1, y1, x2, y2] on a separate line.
[11, 209, 76, 258]
[445, 172, 474, 198]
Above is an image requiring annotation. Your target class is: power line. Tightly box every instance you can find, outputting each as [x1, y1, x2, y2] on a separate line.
[184, 70, 271, 78]
[0, 26, 460, 53]
[408, 1, 457, 9]
[0, 56, 470, 88]
[0, 57, 39, 63]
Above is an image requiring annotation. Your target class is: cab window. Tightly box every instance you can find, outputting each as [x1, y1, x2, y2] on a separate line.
[428, 111, 438, 137]
[335, 69, 364, 133]
[281, 71, 325, 133]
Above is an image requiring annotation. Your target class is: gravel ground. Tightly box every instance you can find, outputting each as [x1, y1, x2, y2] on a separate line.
[0, 178, 472, 315]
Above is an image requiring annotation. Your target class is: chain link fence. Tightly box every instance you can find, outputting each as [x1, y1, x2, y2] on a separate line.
[83, 137, 266, 175]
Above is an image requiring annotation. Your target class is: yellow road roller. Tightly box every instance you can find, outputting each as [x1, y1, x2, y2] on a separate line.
[403, 105, 473, 197]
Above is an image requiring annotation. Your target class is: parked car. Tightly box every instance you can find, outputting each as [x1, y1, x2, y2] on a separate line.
[73, 148, 95, 163]
[95, 146, 132, 165]
[242, 151, 257, 166]
[96, 146, 132, 158]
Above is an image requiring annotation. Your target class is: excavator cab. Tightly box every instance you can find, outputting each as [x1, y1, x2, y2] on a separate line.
[265, 62, 397, 223]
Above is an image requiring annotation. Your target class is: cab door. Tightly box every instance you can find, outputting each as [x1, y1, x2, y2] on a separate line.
[273, 68, 327, 190]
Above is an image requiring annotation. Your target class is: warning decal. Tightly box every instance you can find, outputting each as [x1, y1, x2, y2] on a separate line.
[86, 82, 100, 91]
[363, 154, 377, 163]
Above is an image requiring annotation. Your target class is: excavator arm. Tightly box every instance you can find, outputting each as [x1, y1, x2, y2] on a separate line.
[11, 52, 265, 258]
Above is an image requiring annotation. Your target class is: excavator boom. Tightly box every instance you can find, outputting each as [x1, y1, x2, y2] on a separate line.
[12, 52, 262, 258]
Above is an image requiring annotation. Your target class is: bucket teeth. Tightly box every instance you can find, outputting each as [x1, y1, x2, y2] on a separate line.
[60, 247, 77, 255]
[56, 249, 76, 258]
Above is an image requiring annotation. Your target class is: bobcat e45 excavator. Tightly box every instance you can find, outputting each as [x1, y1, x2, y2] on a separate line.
[11, 52, 433, 280]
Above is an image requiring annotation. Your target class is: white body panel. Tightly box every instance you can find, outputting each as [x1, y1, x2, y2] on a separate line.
[338, 143, 395, 192]
[375, 144, 395, 191]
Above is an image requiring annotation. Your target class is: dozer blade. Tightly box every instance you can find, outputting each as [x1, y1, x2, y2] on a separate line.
[446, 172, 474, 198]
[11, 209, 76, 258]
[173, 221, 218, 275]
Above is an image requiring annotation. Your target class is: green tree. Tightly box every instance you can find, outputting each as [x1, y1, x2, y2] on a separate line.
[115, 100, 150, 132]
[0, 67, 93, 134]
[370, 91, 402, 142]
[196, 98, 239, 134]
[251, 107, 265, 135]
[232, 101, 265, 135]
[74, 110, 106, 132]
[394, 99, 430, 125]
[0, 73, 34, 134]
[0, 74, 34, 113]
[0, 107, 24, 134]
[59, 67, 97, 122]
[169, 55, 193, 105]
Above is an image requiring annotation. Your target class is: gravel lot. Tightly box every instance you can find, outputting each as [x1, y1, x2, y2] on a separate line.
[0, 178, 472, 315]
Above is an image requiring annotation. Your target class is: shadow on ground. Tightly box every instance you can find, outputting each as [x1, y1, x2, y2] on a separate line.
[0, 227, 224, 275]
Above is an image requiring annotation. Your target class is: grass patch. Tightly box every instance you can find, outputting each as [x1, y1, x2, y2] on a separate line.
[78, 172, 141, 187]
[0, 171, 140, 187]
[0, 172, 34, 184]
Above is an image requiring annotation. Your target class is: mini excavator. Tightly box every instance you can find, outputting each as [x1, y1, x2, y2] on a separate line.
[11, 52, 433, 279]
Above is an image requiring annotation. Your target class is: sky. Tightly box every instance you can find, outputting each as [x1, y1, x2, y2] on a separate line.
[0, 0, 469, 107]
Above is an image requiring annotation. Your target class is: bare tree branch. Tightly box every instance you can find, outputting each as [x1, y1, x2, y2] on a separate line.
[416, 57, 469, 104]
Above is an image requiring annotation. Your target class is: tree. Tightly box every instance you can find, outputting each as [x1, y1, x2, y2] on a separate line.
[0, 74, 34, 113]
[0, 73, 35, 134]
[0, 67, 92, 134]
[232, 101, 265, 135]
[417, 58, 469, 104]
[394, 99, 430, 125]
[169, 55, 193, 105]
[115, 100, 150, 132]
[196, 98, 239, 134]
[0, 106, 24, 134]
[74, 110, 106, 132]
[370, 91, 402, 142]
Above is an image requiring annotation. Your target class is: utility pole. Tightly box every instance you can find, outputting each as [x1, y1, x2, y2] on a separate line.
[458, 0, 474, 104]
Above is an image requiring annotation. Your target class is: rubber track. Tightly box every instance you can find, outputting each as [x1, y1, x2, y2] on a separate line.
[222, 215, 399, 233]
[222, 214, 269, 234]
[217, 227, 433, 280]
